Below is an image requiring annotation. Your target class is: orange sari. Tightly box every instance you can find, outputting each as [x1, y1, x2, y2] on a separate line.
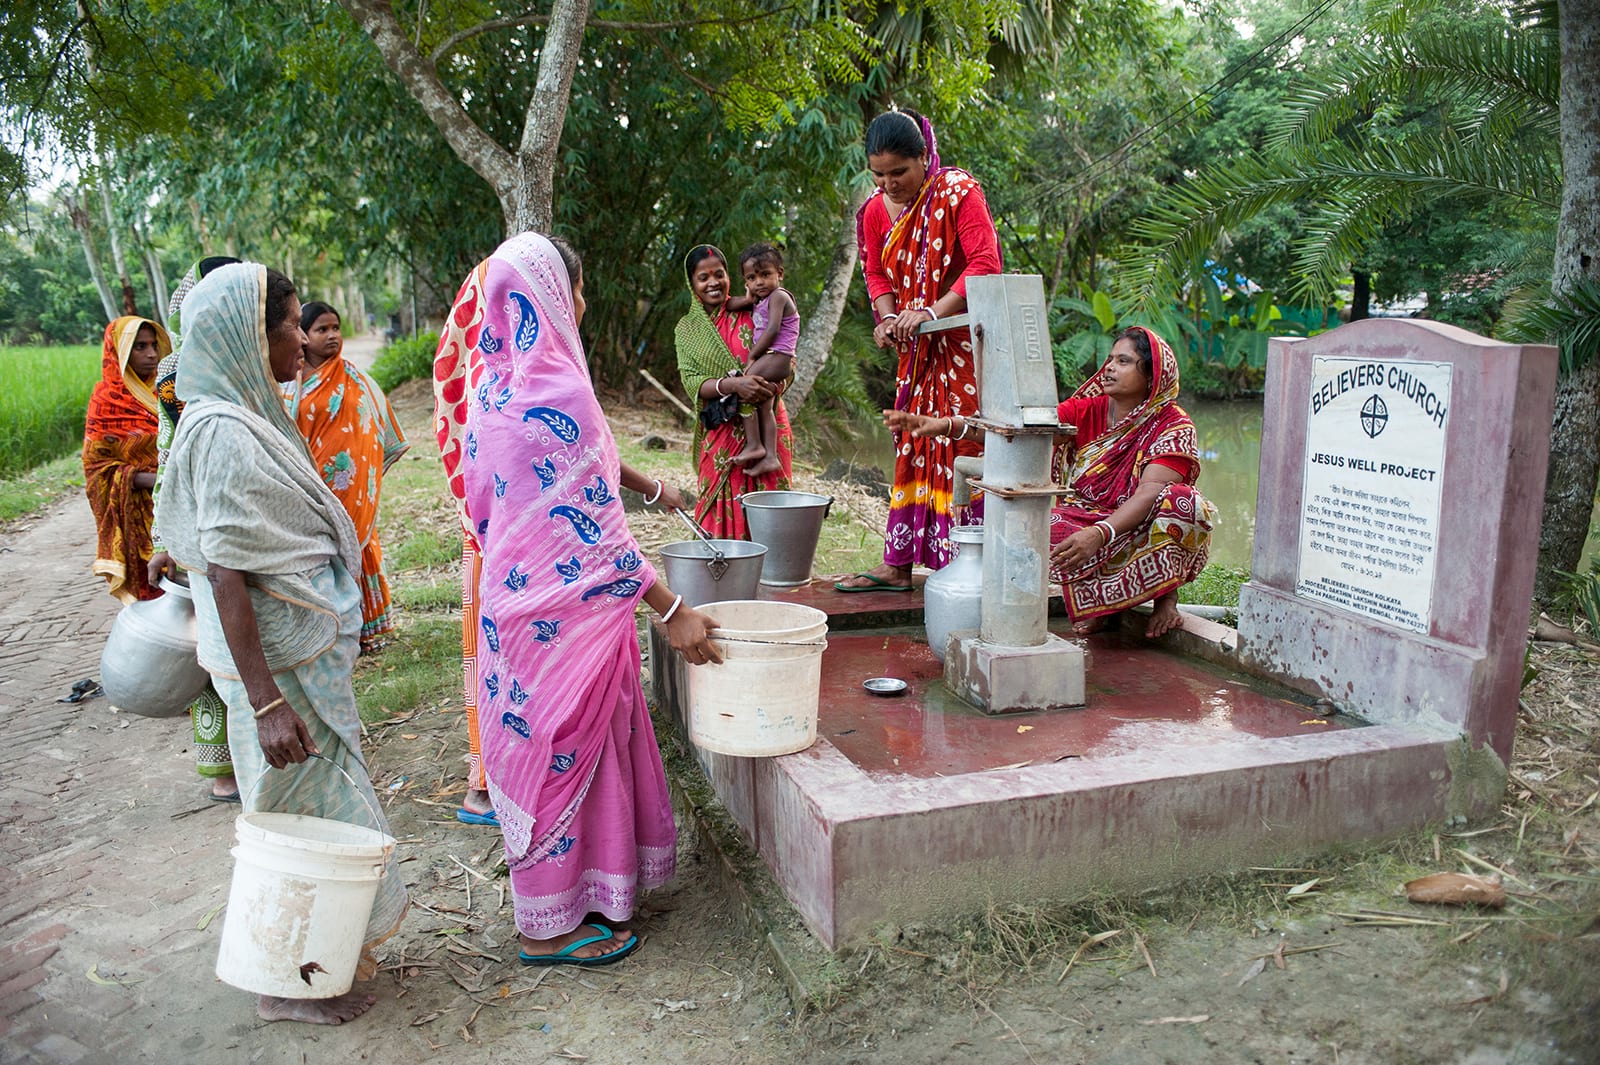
[83, 316, 169, 603]
[293, 350, 409, 651]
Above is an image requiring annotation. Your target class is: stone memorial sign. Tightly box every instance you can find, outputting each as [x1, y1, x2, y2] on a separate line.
[1296, 357, 1451, 633]
[1236, 319, 1556, 764]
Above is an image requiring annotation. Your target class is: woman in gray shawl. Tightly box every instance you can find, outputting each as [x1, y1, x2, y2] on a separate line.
[156, 263, 407, 1025]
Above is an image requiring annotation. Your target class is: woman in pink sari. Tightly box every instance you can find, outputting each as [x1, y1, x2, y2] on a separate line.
[673, 244, 793, 538]
[434, 233, 720, 964]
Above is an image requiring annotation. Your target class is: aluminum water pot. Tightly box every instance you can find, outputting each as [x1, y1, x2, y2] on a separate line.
[659, 539, 767, 607]
[923, 525, 985, 663]
[739, 491, 833, 587]
[100, 577, 210, 718]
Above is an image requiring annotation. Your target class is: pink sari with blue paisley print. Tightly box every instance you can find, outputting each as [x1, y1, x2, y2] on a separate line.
[435, 233, 676, 937]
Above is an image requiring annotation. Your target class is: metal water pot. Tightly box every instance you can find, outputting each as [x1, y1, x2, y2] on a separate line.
[739, 491, 833, 586]
[100, 577, 210, 717]
[922, 525, 985, 663]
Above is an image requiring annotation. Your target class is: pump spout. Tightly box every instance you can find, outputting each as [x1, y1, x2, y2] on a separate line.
[952, 455, 984, 508]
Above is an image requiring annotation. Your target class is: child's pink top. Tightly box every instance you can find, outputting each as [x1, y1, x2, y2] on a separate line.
[752, 289, 800, 356]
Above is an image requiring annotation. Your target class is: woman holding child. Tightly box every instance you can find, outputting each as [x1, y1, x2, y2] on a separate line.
[436, 232, 721, 964]
[835, 109, 1002, 592]
[674, 243, 794, 539]
[888, 327, 1216, 638]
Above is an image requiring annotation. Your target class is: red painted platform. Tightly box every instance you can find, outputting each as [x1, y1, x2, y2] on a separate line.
[650, 610, 1490, 949]
[814, 627, 1349, 777]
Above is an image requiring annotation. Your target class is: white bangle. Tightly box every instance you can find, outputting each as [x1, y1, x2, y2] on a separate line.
[923, 307, 938, 321]
[880, 312, 899, 321]
[660, 594, 684, 624]
[644, 479, 663, 505]
[953, 417, 969, 440]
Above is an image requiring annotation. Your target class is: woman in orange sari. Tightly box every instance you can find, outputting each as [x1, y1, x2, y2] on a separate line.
[673, 245, 791, 539]
[292, 302, 409, 653]
[84, 316, 171, 603]
[837, 109, 1000, 592]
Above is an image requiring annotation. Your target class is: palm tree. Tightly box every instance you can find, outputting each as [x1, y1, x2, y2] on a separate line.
[1120, 1, 1599, 606]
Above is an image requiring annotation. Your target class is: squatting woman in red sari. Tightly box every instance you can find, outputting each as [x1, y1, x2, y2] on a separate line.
[84, 315, 171, 603]
[836, 109, 1002, 592]
[888, 327, 1215, 638]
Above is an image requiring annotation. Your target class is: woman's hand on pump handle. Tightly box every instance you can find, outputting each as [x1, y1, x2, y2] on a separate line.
[883, 409, 957, 439]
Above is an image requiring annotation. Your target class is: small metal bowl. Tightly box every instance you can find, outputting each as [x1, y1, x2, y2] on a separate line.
[862, 677, 909, 697]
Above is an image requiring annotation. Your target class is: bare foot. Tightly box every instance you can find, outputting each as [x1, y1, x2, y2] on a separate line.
[833, 564, 911, 592]
[519, 923, 634, 962]
[258, 990, 377, 1025]
[730, 443, 766, 467]
[462, 788, 493, 816]
[1145, 594, 1183, 638]
[747, 453, 783, 478]
[211, 774, 239, 800]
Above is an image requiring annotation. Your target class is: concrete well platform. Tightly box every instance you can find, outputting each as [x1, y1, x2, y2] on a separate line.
[650, 585, 1494, 949]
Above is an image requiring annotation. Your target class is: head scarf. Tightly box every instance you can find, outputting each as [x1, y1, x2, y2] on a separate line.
[173, 262, 305, 450]
[1062, 327, 1199, 507]
[85, 316, 167, 440]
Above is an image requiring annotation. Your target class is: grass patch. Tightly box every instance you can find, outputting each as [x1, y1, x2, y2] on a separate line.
[354, 616, 460, 724]
[0, 451, 85, 523]
[1178, 563, 1249, 608]
[388, 528, 462, 572]
[0, 344, 101, 477]
[394, 576, 462, 614]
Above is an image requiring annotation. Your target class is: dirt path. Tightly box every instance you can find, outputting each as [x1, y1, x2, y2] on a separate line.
[1, 409, 1595, 1063]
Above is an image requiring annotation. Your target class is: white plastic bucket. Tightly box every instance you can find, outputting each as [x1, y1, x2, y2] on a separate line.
[688, 601, 828, 757]
[215, 811, 395, 998]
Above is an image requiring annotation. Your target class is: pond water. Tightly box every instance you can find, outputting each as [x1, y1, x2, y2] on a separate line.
[805, 396, 1596, 575]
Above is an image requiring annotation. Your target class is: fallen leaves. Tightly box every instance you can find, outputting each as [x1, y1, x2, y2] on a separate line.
[85, 963, 142, 988]
[195, 902, 226, 931]
[1404, 872, 1508, 909]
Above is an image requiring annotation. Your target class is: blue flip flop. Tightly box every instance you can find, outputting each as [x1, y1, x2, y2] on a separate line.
[456, 807, 499, 826]
[518, 923, 640, 967]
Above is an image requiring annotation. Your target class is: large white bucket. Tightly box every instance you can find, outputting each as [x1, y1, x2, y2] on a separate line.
[215, 811, 395, 998]
[688, 601, 828, 757]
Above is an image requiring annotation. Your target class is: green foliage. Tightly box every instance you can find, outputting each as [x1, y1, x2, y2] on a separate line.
[0, 451, 85, 523]
[1565, 565, 1600, 639]
[369, 332, 441, 393]
[353, 616, 460, 723]
[1501, 278, 1600, 375]
[388, 528, 462, 573]
[0, 344, 100, 476]
[1177, 564, 1249, 608]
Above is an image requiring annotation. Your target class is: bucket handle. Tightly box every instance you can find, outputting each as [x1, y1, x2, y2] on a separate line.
[736, 493, 834, 520]
[239, 752, 389, 837]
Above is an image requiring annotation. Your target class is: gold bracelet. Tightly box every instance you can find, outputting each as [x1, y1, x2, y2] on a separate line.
[253, 696, 287, 719]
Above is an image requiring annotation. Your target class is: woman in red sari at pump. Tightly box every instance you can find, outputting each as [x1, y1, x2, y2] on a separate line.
[673, 244, 792, 539]
[84, 315, 171, 603]
[887, 327, 1215, 638]
[835, 109, 1001, 593]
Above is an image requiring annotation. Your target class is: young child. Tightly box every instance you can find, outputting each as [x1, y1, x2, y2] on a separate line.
[726, 242, 799, 477]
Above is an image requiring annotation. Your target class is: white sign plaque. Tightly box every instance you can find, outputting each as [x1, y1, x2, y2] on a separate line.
[1296, 357, 1451, 633]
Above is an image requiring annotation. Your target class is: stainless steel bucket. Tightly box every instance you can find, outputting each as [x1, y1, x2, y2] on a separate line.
[738, 491, 833, 587]
[659, 539, 767, 607]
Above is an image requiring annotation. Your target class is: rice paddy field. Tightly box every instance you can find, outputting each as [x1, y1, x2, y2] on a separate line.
[1, 344, 101, 478]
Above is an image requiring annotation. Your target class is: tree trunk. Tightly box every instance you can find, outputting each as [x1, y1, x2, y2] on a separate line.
[96, 180, 137, 315]
[783, 198, 861, 414]
[63, 190, 117, 322]
[135, 218, 169, 319]
[510, 0, 588, 234]
[1535, 0, 1600, 606]
[1349, 270, 1371, 321]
